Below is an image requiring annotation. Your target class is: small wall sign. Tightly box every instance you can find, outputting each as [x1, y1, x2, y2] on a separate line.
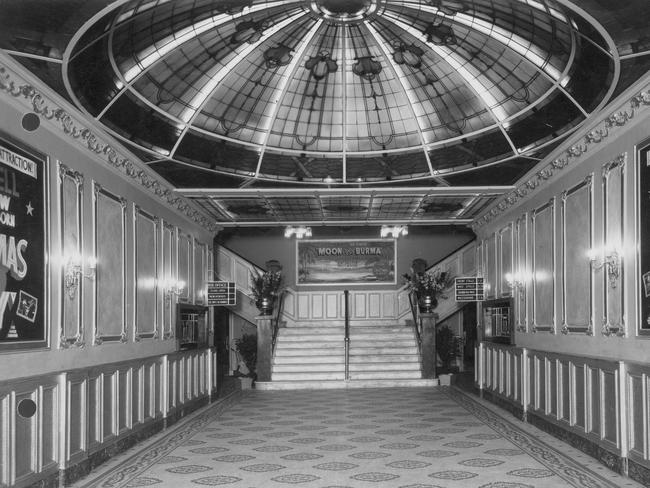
[455, 277, 485, 302]
[208, 281, 236, 306]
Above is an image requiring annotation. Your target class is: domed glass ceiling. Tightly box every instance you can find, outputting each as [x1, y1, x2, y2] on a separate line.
[66, 0, 616, 185]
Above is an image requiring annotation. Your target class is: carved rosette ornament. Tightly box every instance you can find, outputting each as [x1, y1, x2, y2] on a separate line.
[0, 63, 217, 232]
[472, 88, 650, 231]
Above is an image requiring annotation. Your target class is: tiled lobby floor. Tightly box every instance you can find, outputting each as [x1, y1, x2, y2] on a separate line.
[72, 387, 643, 487]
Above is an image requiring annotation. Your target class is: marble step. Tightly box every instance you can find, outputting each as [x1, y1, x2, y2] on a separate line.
[349, 333, 415, 341]
[349, 339, 416, 347]
[281, 327, 345, 335]
[273, 363, 346, 373]
[274, 355, 345, 365]
[256, 378, 439, 390]
[349, 370, 422, 380]
[274, 347, 344, 357]
[348, 354, 419, 363]
[349, 346, 418, 355]
[275, 340, 344, 349]
[280, 333, 343, 342]
[349, 326, 415, 334]
[272, 371, 346, 381]
[348, 362, 421, 372]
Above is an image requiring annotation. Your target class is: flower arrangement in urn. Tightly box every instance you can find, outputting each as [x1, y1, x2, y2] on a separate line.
[403, 267, 453, 312]
[250, 267, 283, 315]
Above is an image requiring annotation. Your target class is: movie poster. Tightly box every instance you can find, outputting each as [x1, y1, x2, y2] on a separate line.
[297, 239, 396, 285]
[0, 137, 47, 350]
[640, 142, 650, 333]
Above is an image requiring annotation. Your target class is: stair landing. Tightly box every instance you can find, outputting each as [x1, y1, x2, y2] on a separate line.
[256, 378, 439, 390]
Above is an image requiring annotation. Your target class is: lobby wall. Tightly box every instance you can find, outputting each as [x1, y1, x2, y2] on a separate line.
[217, 225, 475, 289]
[473, 77, 650, 484]
[0, 55, 217, 487]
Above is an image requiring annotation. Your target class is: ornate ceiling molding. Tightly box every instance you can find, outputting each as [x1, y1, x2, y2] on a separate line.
[471, 86, 650, 231]
[0, 61, 218, 233]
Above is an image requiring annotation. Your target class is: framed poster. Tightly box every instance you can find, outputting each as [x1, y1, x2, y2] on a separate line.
[638, 141, 650, 335]
[297, 239, 396, 285]
[0, 135, 48, 351]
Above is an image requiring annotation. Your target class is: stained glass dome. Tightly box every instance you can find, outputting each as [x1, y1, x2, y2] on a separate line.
[66, 0, 616, 185]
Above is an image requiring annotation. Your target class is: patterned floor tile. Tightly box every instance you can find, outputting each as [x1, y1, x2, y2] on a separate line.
[69, 388, 647, 488]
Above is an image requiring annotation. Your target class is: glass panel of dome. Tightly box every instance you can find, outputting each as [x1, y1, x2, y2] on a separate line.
[174, 130, 259, 175]
[562, 40, 615, 113]
[504, 91, 584, 150]
[101, 92, 181, 154]
[346, 153, 431, 181]
[68, 41, 121, 117]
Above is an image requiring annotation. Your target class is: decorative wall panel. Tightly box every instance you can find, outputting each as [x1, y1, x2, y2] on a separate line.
[515, 215, 528, 331]
[177, 233, 192, 303]
[161, 223, 175, 339]
[486, 235, 497, 298]
[58, 163, 84, 348]
[561, 176, 593, 334]
[532, 199, 555, 332]
[0, 376, 59, 487]
[134, 205, 159, 340]
[193, 241, 206, 304]
[479, 345, 623, 461]
[93, 184, 127, 344]
[603, 155, 626, 336]
[627, 363, 650, 466]
[499, 223, 513, 298]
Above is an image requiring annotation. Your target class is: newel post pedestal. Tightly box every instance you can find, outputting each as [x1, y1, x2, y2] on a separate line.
[256, 316, 273, 382]
[420, 313, 437, 379]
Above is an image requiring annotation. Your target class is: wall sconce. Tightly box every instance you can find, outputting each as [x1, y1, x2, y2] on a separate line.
[588, 248, 621, 287]
[504, 272, 526, 295]
[64, 254, 97, 300]
[380, 225, 408, 238]
[284, 226, 312, 239]
[162, 279, 186, 303]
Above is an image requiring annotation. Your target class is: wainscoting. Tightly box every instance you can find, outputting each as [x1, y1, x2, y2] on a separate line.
[477, 342, 650, 486]
[0, 348, 217, 488]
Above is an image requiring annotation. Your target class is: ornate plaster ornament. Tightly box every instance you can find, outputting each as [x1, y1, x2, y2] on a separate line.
[472, 87, 650, 230]
[0, 64, 218, 233]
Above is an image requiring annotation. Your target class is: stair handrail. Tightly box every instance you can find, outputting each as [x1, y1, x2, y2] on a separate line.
[408, 290, 423, 355]
[271, 289, 287, 354]
[344, 289, 350, 381]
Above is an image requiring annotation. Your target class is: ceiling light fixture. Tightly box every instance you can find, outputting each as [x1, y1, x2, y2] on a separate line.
[380, 225, 408, 238]
[285, 226, 312, 239]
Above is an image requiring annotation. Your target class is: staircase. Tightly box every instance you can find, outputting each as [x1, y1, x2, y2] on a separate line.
[256, 323, 437, 390]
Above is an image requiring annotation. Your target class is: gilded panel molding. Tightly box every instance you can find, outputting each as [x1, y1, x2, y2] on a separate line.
[472, 89, 650, 230]
[602, 154, 626, 337]
[0, 64, 217, 233]
[515, 214, 528, 332]
[560, 175, 594, 335]
[92, 183, 127, 345]
[133, 205, 159, 341]
[531, 198, 555, 333]
[161, 222, 175, 339]
[58, 163, 85, 348]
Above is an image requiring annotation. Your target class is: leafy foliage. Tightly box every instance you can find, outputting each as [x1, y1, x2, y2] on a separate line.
[436, 326, 459, 372]
[250, 269, 283, 304]
[403, 268, 453, 298]
[235, 333, 257, 379]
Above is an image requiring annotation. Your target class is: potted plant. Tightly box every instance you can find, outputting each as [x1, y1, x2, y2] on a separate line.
[250, 266, 283, 315]
[436, 325, 459, 374]
[403, 268, 453, 312]
[234, 333, 257, 388]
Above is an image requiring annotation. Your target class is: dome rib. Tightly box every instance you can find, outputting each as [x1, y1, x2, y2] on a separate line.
[382, 12, 518, 154]
[364, 21, 441, 182]
[64, 0, 618, 185]
[171, 10, 309, 159]
[255, 18, 325, 177]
